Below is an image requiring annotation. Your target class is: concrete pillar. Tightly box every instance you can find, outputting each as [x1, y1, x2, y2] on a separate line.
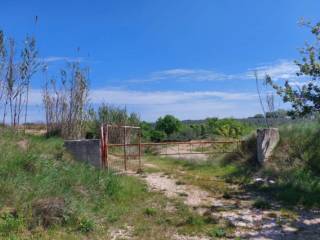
[257, 128, 280, 164]
[64, 139, 101, 168]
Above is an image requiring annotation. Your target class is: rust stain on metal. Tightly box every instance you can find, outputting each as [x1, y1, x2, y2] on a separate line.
[100, 124, 243, 172]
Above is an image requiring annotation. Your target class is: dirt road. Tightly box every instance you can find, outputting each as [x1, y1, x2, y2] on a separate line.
[141, 162, 320, 240]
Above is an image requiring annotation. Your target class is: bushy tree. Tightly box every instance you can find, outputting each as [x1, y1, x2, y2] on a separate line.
[167, 124, 202, 141]
[140, 121, 153, 141]
[206, 118, 249, 139]
[155, 115, 181, 136]
[150, 130, 166, 142]
[266, 21, 320, 116]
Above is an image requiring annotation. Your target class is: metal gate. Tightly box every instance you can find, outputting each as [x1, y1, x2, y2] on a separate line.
[100, 124, 244, 172]
[100, 124, 142, 171]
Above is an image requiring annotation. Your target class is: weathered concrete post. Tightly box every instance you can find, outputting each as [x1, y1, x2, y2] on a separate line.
[257, 128, 280, 164]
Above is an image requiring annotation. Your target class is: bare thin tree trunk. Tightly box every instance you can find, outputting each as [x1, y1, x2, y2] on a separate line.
[24, 82, 29, 129]
[3, 96, 8, 125]
[254, 71, 269, 128]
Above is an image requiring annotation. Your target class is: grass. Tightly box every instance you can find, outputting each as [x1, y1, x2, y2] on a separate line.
[255, 121, 320, 208]
[253, 198, 271, 210]
[208, 227, 226, 238]
[143, 137, 259, 198]
[145, 122, 320, 210]
[2, 121, 319, 238]
[145, 155, 238, 196]
[215, 122, 320, 209]
[0, 128, 224, 239]
[144, 207, 157, 216]
[255, 169, 320, 208]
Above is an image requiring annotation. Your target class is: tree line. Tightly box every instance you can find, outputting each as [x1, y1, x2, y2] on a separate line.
[140, 115, 252, 142]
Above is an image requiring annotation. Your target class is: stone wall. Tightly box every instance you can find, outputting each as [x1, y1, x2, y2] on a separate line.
[257, 128, 280, 164]
[64, 139, 101, 168]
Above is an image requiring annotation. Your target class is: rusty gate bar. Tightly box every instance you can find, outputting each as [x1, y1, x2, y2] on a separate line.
[101, 124, 244, 171]
[100, 125, 106, 168]
[138, 131, 142, 170]
[105, 125, 109, 169]
[102, 124, 143, 171]
[123, 126, 127, 171]
[107, 140, 244, 157]
[107, 140, 244, 146]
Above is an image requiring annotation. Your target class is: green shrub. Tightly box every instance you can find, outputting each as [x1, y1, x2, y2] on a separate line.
[144, 207, 157, 216]
[253, 198, 271, 210]
[78, 217, 95, 233]
[271, 122, 320, 172]
[150, 130, 166, 142]
[0, 213, 24, 237]
[254, 121, 320, 207]
[264, 169, 320, 207]
[222, 191, 232, 199]
[206, 118, 252, 139]
[208, 227, 226, 238]
[185, 215, 204, 226]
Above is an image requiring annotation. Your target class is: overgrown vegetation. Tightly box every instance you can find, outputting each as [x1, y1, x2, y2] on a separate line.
[258, 121, 320, 207]
[202, 120, 320, 208]
[85, 110, 253, 142]
[86, 104, 140, 139]
[144, 120, 320, 209]
[0, 129, 226, 239]
[43, 62, 89, 139]
[141, 115, 253, 142]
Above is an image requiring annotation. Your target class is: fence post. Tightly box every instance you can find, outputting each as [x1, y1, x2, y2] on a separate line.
[100, 125, 105, 168]
[105, 125, 109, 170]
[138, 130, 142, 171]
[124, 126, 127, 171]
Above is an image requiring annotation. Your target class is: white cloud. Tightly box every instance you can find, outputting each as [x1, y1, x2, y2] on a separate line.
[41, 56, 84, 63]
[89, 89, 257, 105]
[249, 60, 299, 80]
[27, 88, 261, 121]
[126, 60, 299, 84]
[151, 69, 232, 81]
[89, 89, 263, 121]
[29, 89, 257, 106]
[128, 68, 235, 83]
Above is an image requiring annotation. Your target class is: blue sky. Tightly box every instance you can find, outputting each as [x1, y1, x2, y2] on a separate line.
[1, 0, 319, 121]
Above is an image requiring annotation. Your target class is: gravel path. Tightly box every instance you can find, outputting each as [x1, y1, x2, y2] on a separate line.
[141, 170, 320, 240]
